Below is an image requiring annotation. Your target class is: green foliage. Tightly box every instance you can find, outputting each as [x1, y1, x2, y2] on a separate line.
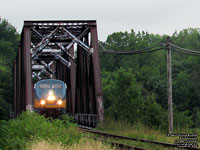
[191, 108, 200, 128]
[97, 117, 177, 145]
[107, 68, 143, 122]
[0, 97, 11, 120]
[173, 110, 193, 129]
[102, 68, 166, 127]
[0, 18, 199, 131]
[173, 71, 191, 111]
[100, 28, 200, 129]
[142, 93, 166, 127]
[0, 111, 81, 150]
[0, 19, 19, 118]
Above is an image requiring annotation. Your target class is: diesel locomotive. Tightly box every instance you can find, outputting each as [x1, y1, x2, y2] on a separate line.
[34, 79, 67, 116]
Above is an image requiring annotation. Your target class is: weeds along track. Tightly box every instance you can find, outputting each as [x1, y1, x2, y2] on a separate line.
[78, 126, 145, 149]
[79, 126, 200, 150]
[93, 137, 146, 150]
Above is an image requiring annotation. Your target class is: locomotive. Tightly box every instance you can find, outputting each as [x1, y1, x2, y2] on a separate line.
[34, 79, 67, 116]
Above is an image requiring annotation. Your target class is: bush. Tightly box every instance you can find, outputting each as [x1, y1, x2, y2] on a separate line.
[173, 110, 193, 129]
[0, 111, 81, 150]
[0, 97, 11, 120]
[102, 68, 166, 128]
[141, 93, 166, 128]
[103, 68, 144, 123]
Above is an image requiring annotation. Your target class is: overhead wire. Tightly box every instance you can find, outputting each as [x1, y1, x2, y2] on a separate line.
[102, 48, 164, 55]
[98, 41, 165, 55]
[98, 40, 200, 56]
[170, 43, 200, 55]
[98, 41, 107, 51]
[98, 41, 107, 58]
[171, 47, 200, 56]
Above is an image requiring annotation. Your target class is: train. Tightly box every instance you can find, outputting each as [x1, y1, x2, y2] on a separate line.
[34, 79, 67, 117]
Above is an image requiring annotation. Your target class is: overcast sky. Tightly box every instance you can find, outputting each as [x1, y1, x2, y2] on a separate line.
[1, 0, 200, 41]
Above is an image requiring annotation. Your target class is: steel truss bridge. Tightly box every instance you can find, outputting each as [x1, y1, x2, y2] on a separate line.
[13, 20, 104, 126]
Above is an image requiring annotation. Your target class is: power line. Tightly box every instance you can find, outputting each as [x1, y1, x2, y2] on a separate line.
[102, 48, 163, 55]
[98, 41, 200, 56]
[171, 48, 200, 56]
[170, 43, 200, 54]
[98, 42, 164, 55]
[98, 41, 107, 51]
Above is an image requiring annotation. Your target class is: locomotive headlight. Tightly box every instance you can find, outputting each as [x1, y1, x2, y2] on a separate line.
[47, 90, 56, 101]
[40, 99, 46, 105]
[57, 100, 63, 105]
[47, 95, 56, 101]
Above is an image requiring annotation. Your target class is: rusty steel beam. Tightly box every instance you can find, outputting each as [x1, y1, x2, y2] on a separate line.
[39, 61, 55, 75]
[24, 20, 97, 27]
[64, 27, 90, 53]
[84, 36, 90, 114]
[80, 47, 87, 114]
[69, 46, 76, 114]
[62, 27, 93, 54]
[23, 26, 33, 110]
[76, 48, 82, 113]
[13, 61, 17, 114]
[89, 57, 95, 114]
[32, 27, 59, 59]
[90, 26, 104, 122]
[16, 43, 21, 114]
[55, 43, 76, 62]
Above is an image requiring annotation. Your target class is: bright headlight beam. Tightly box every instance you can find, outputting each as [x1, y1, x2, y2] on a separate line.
[47, 95, 56, 101]
[58, 100, 62, 105]
[49, 90, 54, 96]
[47, 90, 56, 101]
[40, 100, 46, 105]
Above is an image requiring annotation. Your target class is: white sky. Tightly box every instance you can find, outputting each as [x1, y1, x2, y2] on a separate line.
[1, 0, 200, 41]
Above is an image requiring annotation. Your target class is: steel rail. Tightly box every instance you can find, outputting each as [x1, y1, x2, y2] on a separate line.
[92, 137, 146, 150]
[80, 128, 200, 150]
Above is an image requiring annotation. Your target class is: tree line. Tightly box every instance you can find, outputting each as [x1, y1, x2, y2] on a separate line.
[100, 29, 200, 129]
[0, 19, 19, 120]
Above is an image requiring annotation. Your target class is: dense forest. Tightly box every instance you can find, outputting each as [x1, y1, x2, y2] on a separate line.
[0, 19, 19, 120]
[99, 29, 200, 129]
[1, 19, 200, 131]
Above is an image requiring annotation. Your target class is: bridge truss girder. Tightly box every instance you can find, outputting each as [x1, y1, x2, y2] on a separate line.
[13, 20, 104, 124]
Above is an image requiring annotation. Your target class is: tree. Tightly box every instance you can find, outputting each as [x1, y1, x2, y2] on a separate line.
[102, 68, 166, 127]
[103, 68, 144, 123]
[100, 28, 200, 128]
[0, 19, 19, 119]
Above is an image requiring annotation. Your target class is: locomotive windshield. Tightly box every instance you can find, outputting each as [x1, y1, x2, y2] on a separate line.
[52, 84, 62, 88]
[35, 79, 66, 100]
[39, 84, 50, 88]
[39, 84, 62, 89]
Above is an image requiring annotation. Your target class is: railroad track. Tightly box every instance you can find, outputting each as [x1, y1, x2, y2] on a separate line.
[78, 126, 145, 149]
[79, 126, 200, 150]
[93, 137, 146, 150]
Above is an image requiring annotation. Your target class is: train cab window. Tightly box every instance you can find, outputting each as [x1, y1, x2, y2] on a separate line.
[52, 84, 62, 88]
[39, 84, 50, 88]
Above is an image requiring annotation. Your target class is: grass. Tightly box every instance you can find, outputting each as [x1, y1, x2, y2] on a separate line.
[1, 112, 199, 150]
[96, 117, 177, 143]
[0, 112, 114, 150]
[95, 117, 200, 149]
[27, 138, 114, 150]
[0, 111, 82, 150]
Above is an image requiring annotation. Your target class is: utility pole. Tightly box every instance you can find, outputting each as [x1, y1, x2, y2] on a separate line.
[167, 36, 173, 134]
